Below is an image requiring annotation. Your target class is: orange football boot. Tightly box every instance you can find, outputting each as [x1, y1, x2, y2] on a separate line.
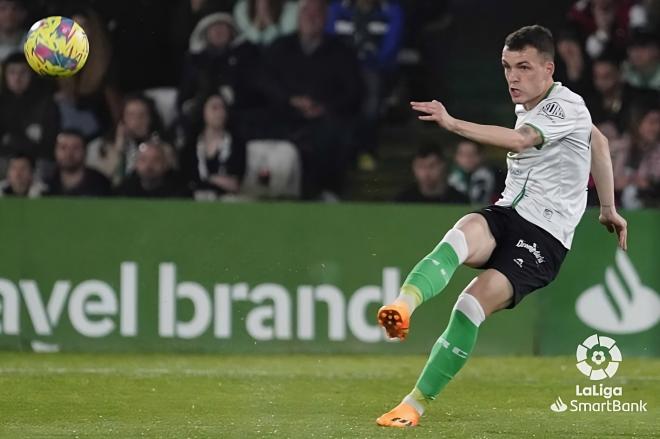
[377, 302, 410, 340]
[376, 402, 420, 427]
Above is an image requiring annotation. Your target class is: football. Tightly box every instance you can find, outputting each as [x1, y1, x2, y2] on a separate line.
[23, 16, 89, 77]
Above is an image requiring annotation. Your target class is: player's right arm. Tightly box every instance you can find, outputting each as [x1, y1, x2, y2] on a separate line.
[590, 125, 628, 250]
[410, 100, 540, 153]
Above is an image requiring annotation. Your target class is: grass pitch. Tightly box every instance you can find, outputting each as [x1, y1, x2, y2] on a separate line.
[0, 353, 657, 438]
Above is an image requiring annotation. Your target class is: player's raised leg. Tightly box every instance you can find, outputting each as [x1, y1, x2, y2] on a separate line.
[376, 268, 513, 427]
[377, 213, 496, 340]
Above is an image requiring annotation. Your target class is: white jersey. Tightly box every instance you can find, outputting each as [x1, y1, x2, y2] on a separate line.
[496, 82, 592, 249]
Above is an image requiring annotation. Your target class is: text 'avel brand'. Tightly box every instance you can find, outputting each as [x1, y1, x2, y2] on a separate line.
[0, 263, 401, 343]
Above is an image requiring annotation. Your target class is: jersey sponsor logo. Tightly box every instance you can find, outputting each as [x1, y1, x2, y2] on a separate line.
[541, 101, 565, 119]
[576, 250, 660, 334]
[516, 239, 545, 263]
[513, 258, 524, 268]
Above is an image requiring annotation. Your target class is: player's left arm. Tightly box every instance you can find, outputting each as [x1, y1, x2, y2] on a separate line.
[590, 125, 628, 250]
[410, 100, 540, 153]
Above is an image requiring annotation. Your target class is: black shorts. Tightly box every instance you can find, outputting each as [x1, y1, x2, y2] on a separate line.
[475, 205, 568, 308]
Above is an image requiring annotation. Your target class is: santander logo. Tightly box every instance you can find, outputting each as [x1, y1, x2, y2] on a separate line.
[576, 250, 660, 334]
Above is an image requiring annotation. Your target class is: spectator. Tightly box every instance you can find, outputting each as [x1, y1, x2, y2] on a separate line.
[554, 28, 594, 98]
[117, 140, 188, 198]
[55, 6, 122, 134]
[46, 130, 112, 197]
[261, 0, 361, 198]
[396, 145, 469, 204]
[179, 12, 261, 119]
[567, 0, 636, 59]
[54, 79, 102, 140]
[618, 106, 660, 208]
[0, 0, 26, 63]
[621, 30, 660, 91]
[170, 0, 240, 74]
[233, 0, 299, 46]
[0, 52, 60, 176]
[87, 94, 165, 185]
[0, 153, 46, 197]
[448, 140, 496, 206]
[587, 55, 656, 133]
[326, 0, 404, 171]
[181, 93, 246, 197]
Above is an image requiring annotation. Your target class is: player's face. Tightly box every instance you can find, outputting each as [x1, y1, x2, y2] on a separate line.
[502, 46, 554, 106]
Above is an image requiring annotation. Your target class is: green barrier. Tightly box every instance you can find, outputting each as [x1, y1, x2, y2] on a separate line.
[0, 199, 657, 356]
[539, 210, 660, 357]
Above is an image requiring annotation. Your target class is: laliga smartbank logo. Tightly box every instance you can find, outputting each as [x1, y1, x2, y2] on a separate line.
[550, 334, 647, 413]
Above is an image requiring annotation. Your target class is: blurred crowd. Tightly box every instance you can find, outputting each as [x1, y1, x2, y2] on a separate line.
[0, 0, 657, 208]
[555, 0, 660, 208]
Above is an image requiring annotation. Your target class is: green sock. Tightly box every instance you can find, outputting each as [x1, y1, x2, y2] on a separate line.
[414, 308, 479, 400]
[401, 242, 460, 305]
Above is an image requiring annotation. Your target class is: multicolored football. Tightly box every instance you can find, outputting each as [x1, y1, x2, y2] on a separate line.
[23, 16, 89, 77]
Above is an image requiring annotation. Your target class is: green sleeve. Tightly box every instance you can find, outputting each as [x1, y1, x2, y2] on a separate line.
[524, 122, 546, 149]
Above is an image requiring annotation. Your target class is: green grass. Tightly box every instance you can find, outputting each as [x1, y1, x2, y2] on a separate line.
[0, 353, 657, 438]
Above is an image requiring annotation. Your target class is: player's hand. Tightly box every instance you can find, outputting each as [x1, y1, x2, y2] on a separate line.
[410, 100, 457, 131]
[599, 207, 628, 251]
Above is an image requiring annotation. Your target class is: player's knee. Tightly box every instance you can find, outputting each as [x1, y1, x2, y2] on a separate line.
[453, 291, 486, 326]
[462, 273, 513, 317]
[454, 214, 495, 266]
[439, 228, 468, 264]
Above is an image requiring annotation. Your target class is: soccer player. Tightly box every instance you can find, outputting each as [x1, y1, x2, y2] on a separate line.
[376, 25, 628, 428]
